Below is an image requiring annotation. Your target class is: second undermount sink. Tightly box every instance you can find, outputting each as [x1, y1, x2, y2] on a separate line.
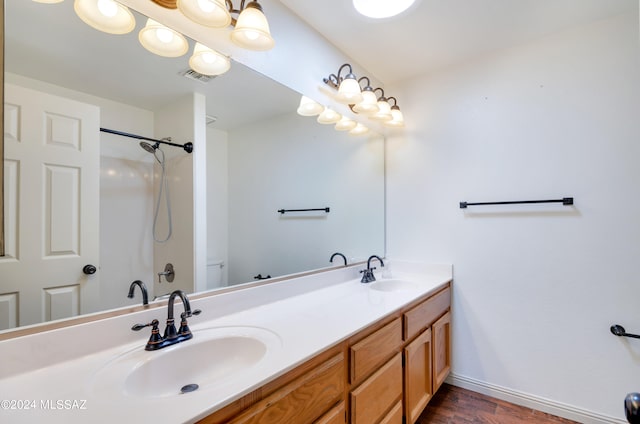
[90, 326, 281, 399]
[368, 279, 419, 292]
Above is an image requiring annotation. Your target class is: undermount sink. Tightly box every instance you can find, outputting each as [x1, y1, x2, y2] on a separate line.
[368, 279, 419, 292]
[90, 326, 281, 399]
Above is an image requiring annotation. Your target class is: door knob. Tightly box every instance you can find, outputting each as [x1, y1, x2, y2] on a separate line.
[83, 264, 97, 275]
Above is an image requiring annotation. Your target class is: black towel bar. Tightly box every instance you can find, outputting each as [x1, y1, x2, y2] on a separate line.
[460, 197, 573, 209]
[278, 207, 330, 214]
[611, 324, 640, 339]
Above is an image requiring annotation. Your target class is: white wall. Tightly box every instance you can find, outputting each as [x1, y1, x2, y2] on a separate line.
[227, 112, 384, 285]
[387, 12, 640, 422]
[206, 127, 229, 288]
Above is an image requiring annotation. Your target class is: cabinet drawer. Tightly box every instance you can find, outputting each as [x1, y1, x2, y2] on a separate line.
[229, 354, 344, 424]
[404, 286, 450, 341]
[350, 317, 402, 383]
[314, 401, 345, 424]
[350, 353, 403, 424]
[379, 401, 403, 424]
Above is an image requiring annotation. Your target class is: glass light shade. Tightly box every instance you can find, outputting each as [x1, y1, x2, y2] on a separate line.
[335, 117, 358, 131]
[337, 77, 363, 104]
[317, 108, 341, 124]
[189, 43, 231, 76]
[74, 0, 135, 34]
[349, 123, 370, 136]
[385, 107, 405, 127]
[353, 0, 416, 19]
[297, 96, 324, 117]
[369, 99, 393, 121]
[139, 19, 189, 58]
[34, 0, 64, 3]
[177, 0, 231, 27]
[352, 90, 380, 115]
[230, 3, 275, 51]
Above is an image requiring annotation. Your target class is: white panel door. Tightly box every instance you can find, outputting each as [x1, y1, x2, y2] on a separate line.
[1, 84, 100, 329]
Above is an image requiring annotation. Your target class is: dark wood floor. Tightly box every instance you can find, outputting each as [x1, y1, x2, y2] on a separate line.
[416, 384, 579, 423]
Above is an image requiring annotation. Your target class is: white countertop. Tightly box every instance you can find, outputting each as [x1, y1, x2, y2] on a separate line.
[0, 261, 451, 423]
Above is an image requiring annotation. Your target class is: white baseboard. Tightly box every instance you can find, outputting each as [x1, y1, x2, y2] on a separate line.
[446, 373, 627, 424]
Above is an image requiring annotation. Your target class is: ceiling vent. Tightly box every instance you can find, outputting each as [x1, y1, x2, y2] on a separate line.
[179, 68, 216, 84]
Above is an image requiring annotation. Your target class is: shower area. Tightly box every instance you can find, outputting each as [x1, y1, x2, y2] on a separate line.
[98, 94, 204, 311]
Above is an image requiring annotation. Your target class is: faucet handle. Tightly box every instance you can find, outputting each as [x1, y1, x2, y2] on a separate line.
[131, 318, 159, 331]
[178, 310, 201, 339]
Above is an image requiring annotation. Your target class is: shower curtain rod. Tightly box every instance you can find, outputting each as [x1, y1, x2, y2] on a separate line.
[100, 127, 194, 153]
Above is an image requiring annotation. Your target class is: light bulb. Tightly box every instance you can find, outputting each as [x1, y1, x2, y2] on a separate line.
[156, 27, 174, 44]
[97, 0, 118, 17]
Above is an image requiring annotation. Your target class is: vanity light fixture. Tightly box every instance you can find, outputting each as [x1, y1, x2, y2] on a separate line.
[177, 0, 231, 27]
[323, 64, 405, 127]
[317, 108, 342, 125]
[74, 0, 136, 34]
[33, 0, 64, 3]
[352, 77, 380, 115]
[369, 88, 393, 122]
[323, 64, 364, 105]
[189, 42, 231, 75]
[149, 0, 274, 51]
[139, 18, 189, 57]
[353, 0, 416, 19]
[335, 116, 358, 131]
[385, 97, 405, 127]
[230, 1, 275, 51]
[296, 96, 325, 117]
[349, 123, 370, 136]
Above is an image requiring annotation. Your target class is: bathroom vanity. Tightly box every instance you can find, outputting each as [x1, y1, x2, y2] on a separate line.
[0, 261, 451, 424]
[200, 283, 451, 424]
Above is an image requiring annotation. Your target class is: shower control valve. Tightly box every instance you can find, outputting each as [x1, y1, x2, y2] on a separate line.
[158, 263, 175, 283]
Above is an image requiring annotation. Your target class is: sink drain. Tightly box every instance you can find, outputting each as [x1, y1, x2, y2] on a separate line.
[180, 384, 199, 394]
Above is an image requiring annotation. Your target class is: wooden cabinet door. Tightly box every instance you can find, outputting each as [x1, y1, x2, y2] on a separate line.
[350, 353, 403, 424]
[433, 311, 451, 392]
[404, 327, 433, 423]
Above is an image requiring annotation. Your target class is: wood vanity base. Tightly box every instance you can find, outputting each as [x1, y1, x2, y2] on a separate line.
[199, 282, 451, 424]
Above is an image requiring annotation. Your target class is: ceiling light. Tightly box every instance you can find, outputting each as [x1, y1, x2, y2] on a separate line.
[317, 108, 341, 125]
[230, 1, 275, 51]
[33, 0, 64, 3]
[335, 117, 357, 131]
[353, 0, 416, 19]
[349, 123, 369, 136]
[189, 42, 231, 75]
[297, 96, 325, 117]
[74, 0, 136, 34]
[139, 18, 189, 57]
[384, 97, 405, 127]
[177, 0, 231, 27]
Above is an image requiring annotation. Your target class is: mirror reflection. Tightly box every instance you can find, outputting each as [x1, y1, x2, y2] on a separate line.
[1, 1, 384, 332]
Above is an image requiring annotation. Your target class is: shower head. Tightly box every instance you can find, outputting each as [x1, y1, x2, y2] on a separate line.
[140, 141, 159, 153]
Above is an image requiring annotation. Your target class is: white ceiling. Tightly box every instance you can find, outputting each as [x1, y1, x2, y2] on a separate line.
[279, 0, 637, 84]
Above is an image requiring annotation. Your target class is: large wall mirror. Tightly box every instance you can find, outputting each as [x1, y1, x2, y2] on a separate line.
[1, 1, 385, 334]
